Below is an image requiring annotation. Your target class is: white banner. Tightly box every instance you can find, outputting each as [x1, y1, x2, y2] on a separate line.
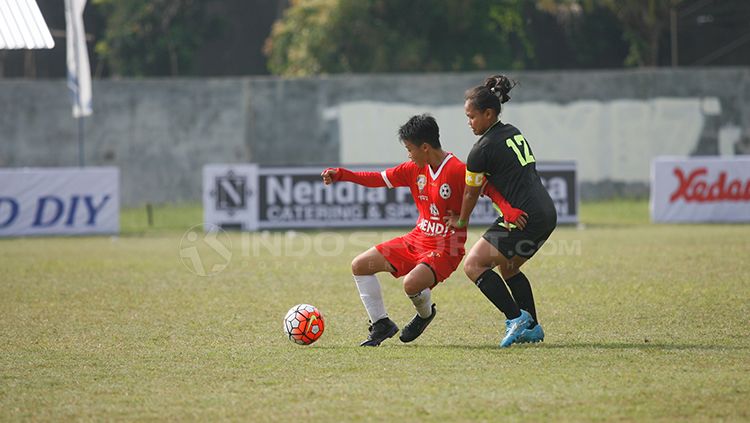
[0, 167, 119, 236]
[203, 163, 577, 230]
[64, 0, 92, 117]
[651, 156, 750, 223]
[203, 164, 259, 231]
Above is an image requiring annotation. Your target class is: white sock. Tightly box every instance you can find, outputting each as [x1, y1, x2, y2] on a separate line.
[408, 288, 433, 318]
[353, 274, 388, 323]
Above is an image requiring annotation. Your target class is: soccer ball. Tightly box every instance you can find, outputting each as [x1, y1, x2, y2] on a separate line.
[283, 304, 325, 345]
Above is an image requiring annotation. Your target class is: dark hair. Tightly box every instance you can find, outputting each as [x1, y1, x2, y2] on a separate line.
[398, 114, 441, 149]
[464, 74, 517, 114]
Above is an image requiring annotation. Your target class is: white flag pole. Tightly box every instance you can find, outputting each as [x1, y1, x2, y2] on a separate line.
[64, 0, 92, 167]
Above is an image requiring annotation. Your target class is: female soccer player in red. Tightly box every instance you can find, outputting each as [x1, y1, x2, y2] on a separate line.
[322, 114, 523, 347]
[446, 75, 557, 348]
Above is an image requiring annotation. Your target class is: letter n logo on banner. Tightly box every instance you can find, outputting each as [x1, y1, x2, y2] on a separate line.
[214, 171, 248, 215]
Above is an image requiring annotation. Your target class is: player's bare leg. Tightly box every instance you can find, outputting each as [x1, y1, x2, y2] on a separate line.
[351, 247, 399, 346]
[400, 264, 437, 343]
[464, 238, 502, 280]
[402, 263, 434, 296]
[351, 247, 396, 276]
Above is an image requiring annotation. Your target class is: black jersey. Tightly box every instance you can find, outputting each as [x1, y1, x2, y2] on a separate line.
[466, 121, 556, 219]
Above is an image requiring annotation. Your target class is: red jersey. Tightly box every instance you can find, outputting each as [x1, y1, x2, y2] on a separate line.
[381, 153, 467, 249]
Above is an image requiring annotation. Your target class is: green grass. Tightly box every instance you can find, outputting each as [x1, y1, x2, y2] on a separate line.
[120, 203, 203, 234]
[1, 201, 749, 421]
[579, 199, 650, 226]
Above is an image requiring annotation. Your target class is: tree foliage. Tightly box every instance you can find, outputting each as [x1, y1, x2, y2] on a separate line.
[93, 0, 220, 77]
[518, 0, 628, 69]
[539, 0, 684, 67]
[601, 0, 684, 66]
[265, 0, 692, 75]
[264, 0, 535, 76]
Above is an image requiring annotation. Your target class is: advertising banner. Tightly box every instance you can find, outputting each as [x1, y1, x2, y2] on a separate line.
[651, 156, 750, 223]
[0, 167, 119, 236]
[256, 167, 499, 229]
[203, 164, 259, 231]
[204, 163, 577, 230]
[537, 162, 578, 224]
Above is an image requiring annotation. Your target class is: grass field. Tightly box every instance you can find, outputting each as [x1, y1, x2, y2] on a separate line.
[1, 201, 749, 421]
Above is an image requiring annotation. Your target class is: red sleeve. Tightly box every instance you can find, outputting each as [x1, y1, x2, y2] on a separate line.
[483, 184, 525, 223]
[450, 159, 467, 198]
[382, 162, 417, 188]
[332, 168, 388, 187]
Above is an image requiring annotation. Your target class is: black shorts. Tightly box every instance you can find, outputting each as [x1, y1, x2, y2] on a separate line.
[482, 214, 556, 260]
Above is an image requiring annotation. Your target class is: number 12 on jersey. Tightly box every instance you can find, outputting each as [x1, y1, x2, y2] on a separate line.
[506, 134, 536, 166]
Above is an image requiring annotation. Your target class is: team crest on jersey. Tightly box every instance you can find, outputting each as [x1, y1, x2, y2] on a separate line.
[439, 183, 451, 199]
[417, 175, 427, 192]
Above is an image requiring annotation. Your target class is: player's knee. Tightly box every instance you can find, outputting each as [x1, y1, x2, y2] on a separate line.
[351, 255, 369, 276]
[463, 256, 485, 282]
[402, 276, 421, 296]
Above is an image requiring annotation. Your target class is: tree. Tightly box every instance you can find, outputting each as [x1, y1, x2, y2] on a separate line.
[92, 0, 220, 77]
[263, 0, 335, 76]
[540, 0, 683, 67]
[601, 0, 683, 67]
[521, 0, 629, 69]
[264, 0, 536, 76]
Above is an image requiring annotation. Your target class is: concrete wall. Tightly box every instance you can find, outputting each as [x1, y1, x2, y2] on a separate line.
[1, 68, 748, 205]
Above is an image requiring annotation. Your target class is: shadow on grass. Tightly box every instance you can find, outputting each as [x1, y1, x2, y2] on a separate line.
[576, 222, 651, 229]
[314, 342, 746, 352]
[529, 342, 746, 351]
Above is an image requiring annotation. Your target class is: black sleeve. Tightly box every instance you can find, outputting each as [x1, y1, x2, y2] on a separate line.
[466, 144, 487, 174]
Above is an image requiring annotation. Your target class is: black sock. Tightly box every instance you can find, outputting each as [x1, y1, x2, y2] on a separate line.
[506, 272, 538, 328]
[475, 269, 520, 320]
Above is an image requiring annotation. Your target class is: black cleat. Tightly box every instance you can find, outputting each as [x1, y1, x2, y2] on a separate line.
[360, 317, 399, 347]
[399, 304, 437, 343]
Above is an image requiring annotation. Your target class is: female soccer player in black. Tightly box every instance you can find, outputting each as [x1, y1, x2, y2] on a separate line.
[445, 75, 557, 348]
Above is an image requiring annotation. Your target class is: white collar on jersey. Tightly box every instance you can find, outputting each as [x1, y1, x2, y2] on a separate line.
[428, 153, 453, 180]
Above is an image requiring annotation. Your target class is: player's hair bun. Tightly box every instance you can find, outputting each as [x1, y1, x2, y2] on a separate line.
[484, 74, 516, 104]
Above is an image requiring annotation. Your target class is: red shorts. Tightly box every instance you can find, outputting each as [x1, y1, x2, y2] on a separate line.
[375, 232, 465, 285]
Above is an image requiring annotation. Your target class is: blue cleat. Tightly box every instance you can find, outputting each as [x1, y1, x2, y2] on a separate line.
[500, 310, 533, 348]
[517, 323, 544, 344]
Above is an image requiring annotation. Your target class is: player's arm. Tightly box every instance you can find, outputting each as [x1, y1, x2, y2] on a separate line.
[483, 183, 528, 230]
[321, 167, 388, 188]
[445, 148, 486, 229]
[445, 170, 483, 229]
